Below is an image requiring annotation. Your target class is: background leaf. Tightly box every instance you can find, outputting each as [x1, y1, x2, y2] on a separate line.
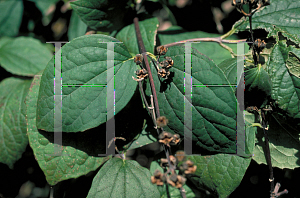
[87, 157, 160, 198]
[116, 17, 159, 55]
[145, 46, 238, 153]
[187, 154, 251, 198]
[0, 37, 53, 76]
[37, 34, 137, 132]
[0, 0, 23, 37]
[0, 78, 32, 169]
[26, 73, 110, 185]
[157, 26, 241, 65]
[234, 0, 300, 44]
[68, 11, 88, 41]
[253, 114, 300, 169]
[267, 41, 300, 119]
[71, 0, 133, 32]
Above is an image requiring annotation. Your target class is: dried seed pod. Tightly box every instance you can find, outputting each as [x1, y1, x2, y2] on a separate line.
[156, 116, 168, 128]
[160, 155, 176, 167]
[156, 46, 168, 55]
[135, 68, 148, 79]
[134, 54, 143, 65]
[175, 151, 186, 162]
[181, 160, 197, 174]
[158, 131, 173, 147]
[164, 56, 174, 68]
[254, 39, 266, 52]
[151, 169, 165, 186]
[158, 68, 170, 79]
[159, 60, 169, 68]
[169, 155, 177, 166]
[167, 174, 186, 188]
[170, 134, 180, 145]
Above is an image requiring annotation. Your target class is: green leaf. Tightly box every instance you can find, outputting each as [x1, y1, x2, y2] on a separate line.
[26, 73, 110, 185]
[68, 11, 88, 41]
[244, 64, 272, 108]
[286, 51, 300, 77]
[37, 34, 137, 132]
[116, 17, 159, 55]
[149, 161, 203, 198]
[146, 46, 238, 153]
[244, 111, 256, 155]
[187, 154, 251, 198]
[87, 157, 160, 198]
[253, 114, 300, 169]
[71, 0, 133, 32]
[123, 123, 158, 151]
[0, 37, 53, 77]
[234, 0, 300, 44]
[0, 78, 32, 169]
[0, 37, 13, 48]
[0, 0, 23, 37]
[267, 41, 300, 119]
[157, 26, 240, 65]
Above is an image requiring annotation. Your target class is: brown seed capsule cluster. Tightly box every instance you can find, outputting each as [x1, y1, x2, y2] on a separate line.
[158, 56, 173, 79]
[158, 131, 181, 147]
[135, 68, 148, 79]
[253, 39, 266, 53]
[151, 151, 197, 189]
[179, 160, 197, 175]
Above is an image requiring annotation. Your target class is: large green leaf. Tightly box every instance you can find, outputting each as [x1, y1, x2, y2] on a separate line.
[0, 37, 53, 77]
[26, 73, 110, 185]
[186, 122, 254, 198]
[267, 41, 300, 119]
[36, 34, 137, 132]
[234, 0, 300, 44]
[187, 154, 251, 198]
[116, 17, 159, 55]
[87, 157, 160, 198]
[70, 0, 133, 32]
[145, 46, 238, 153]
[253, 114, 300, 169]
[244, 64, 272, 108]
[0, 78, 32, 169]
[149, 161, 204, 198]
[157, 26, 240, 65]
[68, 11, 88, 41]
[0, 0, 23, 37]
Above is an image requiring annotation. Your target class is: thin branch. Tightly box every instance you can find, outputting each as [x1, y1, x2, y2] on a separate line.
[161, 37, 246, 49]
[134, 17, 161, 118]
[260, 111, 274, 195]
[134, 17, 182, 197]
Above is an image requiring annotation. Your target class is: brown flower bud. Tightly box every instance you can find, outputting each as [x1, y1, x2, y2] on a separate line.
[170, 134, 180, 145]
[158, 131, 173, 147]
